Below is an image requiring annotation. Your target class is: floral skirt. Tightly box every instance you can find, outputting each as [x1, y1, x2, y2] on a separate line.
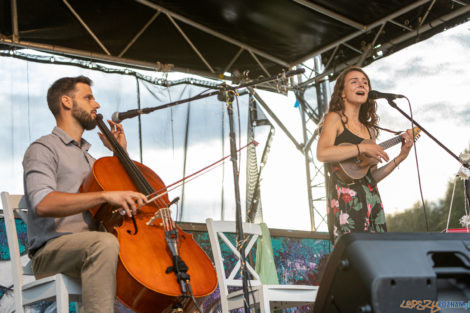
[327, 172, 387, 241]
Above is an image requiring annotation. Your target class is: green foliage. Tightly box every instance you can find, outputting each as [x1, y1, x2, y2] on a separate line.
[387, 178, 468, 232]
[388, 145, 470, 232]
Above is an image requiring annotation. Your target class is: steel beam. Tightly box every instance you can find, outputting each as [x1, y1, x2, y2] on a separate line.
[299, 98, 316, 231]
[119, 11, 161, 57]
[389, 19, 414, 32]
[248, 87, 303, 152]
[293, 0, 432, 66]
[357, 22, 386, 66]
[298, 4, 470, 88]
[0, 38, 225, 80]
[166, 14, 215, 73]
[248, 50, 270, 77]
[223, 48, 244, 74]
[62, 0, 111, 55]
[293, 0, 364, 30]
[419, 0, 437, 27]
[343, 42, 362, 54]
[10, 0, 18, 42]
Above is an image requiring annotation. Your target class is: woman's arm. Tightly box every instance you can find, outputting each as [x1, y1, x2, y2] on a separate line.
[371, 132, 413, 182]
[317, 113, 389, 163]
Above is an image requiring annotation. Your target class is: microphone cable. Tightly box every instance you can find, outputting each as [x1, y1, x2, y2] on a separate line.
[403, 96, 430, 232]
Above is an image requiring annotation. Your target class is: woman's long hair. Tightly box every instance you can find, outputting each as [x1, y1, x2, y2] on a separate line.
[328, 66, 379, 134]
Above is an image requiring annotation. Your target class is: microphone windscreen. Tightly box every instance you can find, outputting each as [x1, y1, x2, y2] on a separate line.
[111, 112, 121, 123]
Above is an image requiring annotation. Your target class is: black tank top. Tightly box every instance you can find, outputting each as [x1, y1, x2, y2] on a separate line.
[334, 112, 372, 145]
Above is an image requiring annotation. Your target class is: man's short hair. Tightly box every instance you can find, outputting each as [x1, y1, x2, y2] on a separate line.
[47, 76, 93, 116]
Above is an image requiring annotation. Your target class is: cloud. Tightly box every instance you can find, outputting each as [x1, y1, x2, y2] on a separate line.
[393, 57, 452, 78]
[459, 106, 470, 122]
[413, 101, 470, 123]
[371, 76, 397, 91]
[447, 31, 470, 49]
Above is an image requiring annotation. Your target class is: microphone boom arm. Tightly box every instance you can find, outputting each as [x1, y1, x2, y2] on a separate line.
[387, 99, 468, 168]
[112, 68, 305, 122]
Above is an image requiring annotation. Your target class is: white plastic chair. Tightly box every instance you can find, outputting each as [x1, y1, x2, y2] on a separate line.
[206, 218, 318, 313]
[1, 191, 82, 313]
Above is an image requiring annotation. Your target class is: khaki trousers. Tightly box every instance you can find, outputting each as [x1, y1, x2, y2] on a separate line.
[32, 231, 120, 313]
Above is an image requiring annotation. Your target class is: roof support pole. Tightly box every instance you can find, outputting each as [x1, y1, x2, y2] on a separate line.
[247, 87, 303, 152]
[389, 19, 414, 32]
[135, 0, 289, 68]
[452, 0, 467, 6]
[166, 14, 215, 73]
[419, 0, 437, 27]
[299, 98, 316, 231]
[62, 0, 111, 55]
[10, 0, 18, 42]
[119, 11, 161, 57]
[292, 0, 364, 30]
[293, 0, 432, 65]
[343, 43, 362, 54]
[248, 50, 271, 77]
[323, 45, 339, 70]
[357, 22, 386, 66]
[223, 48, 244, 74]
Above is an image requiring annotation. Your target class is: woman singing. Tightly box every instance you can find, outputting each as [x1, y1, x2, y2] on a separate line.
[316, 66, 413, 241]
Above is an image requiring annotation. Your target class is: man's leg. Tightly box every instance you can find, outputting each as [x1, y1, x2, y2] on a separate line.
[32, 231, 119, 313]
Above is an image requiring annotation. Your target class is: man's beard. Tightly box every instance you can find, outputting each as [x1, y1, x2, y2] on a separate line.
[72, 101, 97, 130]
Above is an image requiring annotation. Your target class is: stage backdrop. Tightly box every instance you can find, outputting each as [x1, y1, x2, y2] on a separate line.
[0, 218, 330, 313]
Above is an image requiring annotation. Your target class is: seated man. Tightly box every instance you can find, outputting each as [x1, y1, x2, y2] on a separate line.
[23, 75, 147, 313]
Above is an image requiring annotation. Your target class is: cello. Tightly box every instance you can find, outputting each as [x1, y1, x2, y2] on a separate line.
[80, 114, 217, 312]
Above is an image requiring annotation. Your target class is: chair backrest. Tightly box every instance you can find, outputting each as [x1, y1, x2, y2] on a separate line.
[205, 218, 263, 298]
[1, 191, 30, 313]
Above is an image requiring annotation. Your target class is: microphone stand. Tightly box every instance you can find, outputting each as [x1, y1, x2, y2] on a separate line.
[217, 87, 251, 311]
[116, 68, 305, 312]
[387, 99, 469, 169]
[114, 69, 304, 121]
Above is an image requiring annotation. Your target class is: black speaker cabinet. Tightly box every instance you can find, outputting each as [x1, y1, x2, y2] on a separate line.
[313, 232, 470, 313]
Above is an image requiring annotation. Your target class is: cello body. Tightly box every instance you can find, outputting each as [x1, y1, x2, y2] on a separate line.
[81, 156, 217, 313]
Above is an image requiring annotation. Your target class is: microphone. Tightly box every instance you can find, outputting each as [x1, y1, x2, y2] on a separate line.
[111, 109, 142, 123]
[368, 90, 405, 100]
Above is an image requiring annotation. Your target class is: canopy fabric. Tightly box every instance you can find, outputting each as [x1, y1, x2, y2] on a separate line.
[1, 0, 469, 81]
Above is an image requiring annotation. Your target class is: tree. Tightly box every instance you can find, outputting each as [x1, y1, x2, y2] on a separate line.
[387, 144, 470, 232]
[387, 177, 467, 232]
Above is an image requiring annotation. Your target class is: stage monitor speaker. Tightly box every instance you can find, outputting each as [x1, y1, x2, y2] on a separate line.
[313, 232, 470, 313]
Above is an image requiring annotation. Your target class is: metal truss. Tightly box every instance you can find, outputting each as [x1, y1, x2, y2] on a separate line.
[4, 0, 288, 82]
[295, 0, 470, 87]
[5, 0, 467, 88]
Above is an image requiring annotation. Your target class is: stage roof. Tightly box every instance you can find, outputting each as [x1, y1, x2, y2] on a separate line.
[1, 0, 469, 82]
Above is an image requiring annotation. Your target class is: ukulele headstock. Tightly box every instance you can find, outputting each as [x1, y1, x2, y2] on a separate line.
[406, 126, 421, 142]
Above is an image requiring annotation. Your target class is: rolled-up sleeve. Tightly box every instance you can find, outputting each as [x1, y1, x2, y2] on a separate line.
[23, 142, 58, 212]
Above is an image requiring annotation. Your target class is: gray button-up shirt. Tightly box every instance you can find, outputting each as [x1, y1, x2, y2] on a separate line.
[23, 126, 97, 255]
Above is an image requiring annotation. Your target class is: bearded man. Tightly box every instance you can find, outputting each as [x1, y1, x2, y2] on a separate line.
[22, 76, 147, 313]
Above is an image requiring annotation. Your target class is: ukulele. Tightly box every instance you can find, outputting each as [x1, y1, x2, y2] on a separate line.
[333, 127, 421, 183]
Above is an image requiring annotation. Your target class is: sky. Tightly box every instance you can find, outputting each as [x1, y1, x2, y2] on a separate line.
[366, 22, 470, 217]
[0, 21, 468, 233]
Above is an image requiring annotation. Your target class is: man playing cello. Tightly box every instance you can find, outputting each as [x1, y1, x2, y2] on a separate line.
[23, 75, 147, 313]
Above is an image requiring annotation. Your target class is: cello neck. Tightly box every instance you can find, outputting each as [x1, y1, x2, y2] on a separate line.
[95, 114, 155, 195]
